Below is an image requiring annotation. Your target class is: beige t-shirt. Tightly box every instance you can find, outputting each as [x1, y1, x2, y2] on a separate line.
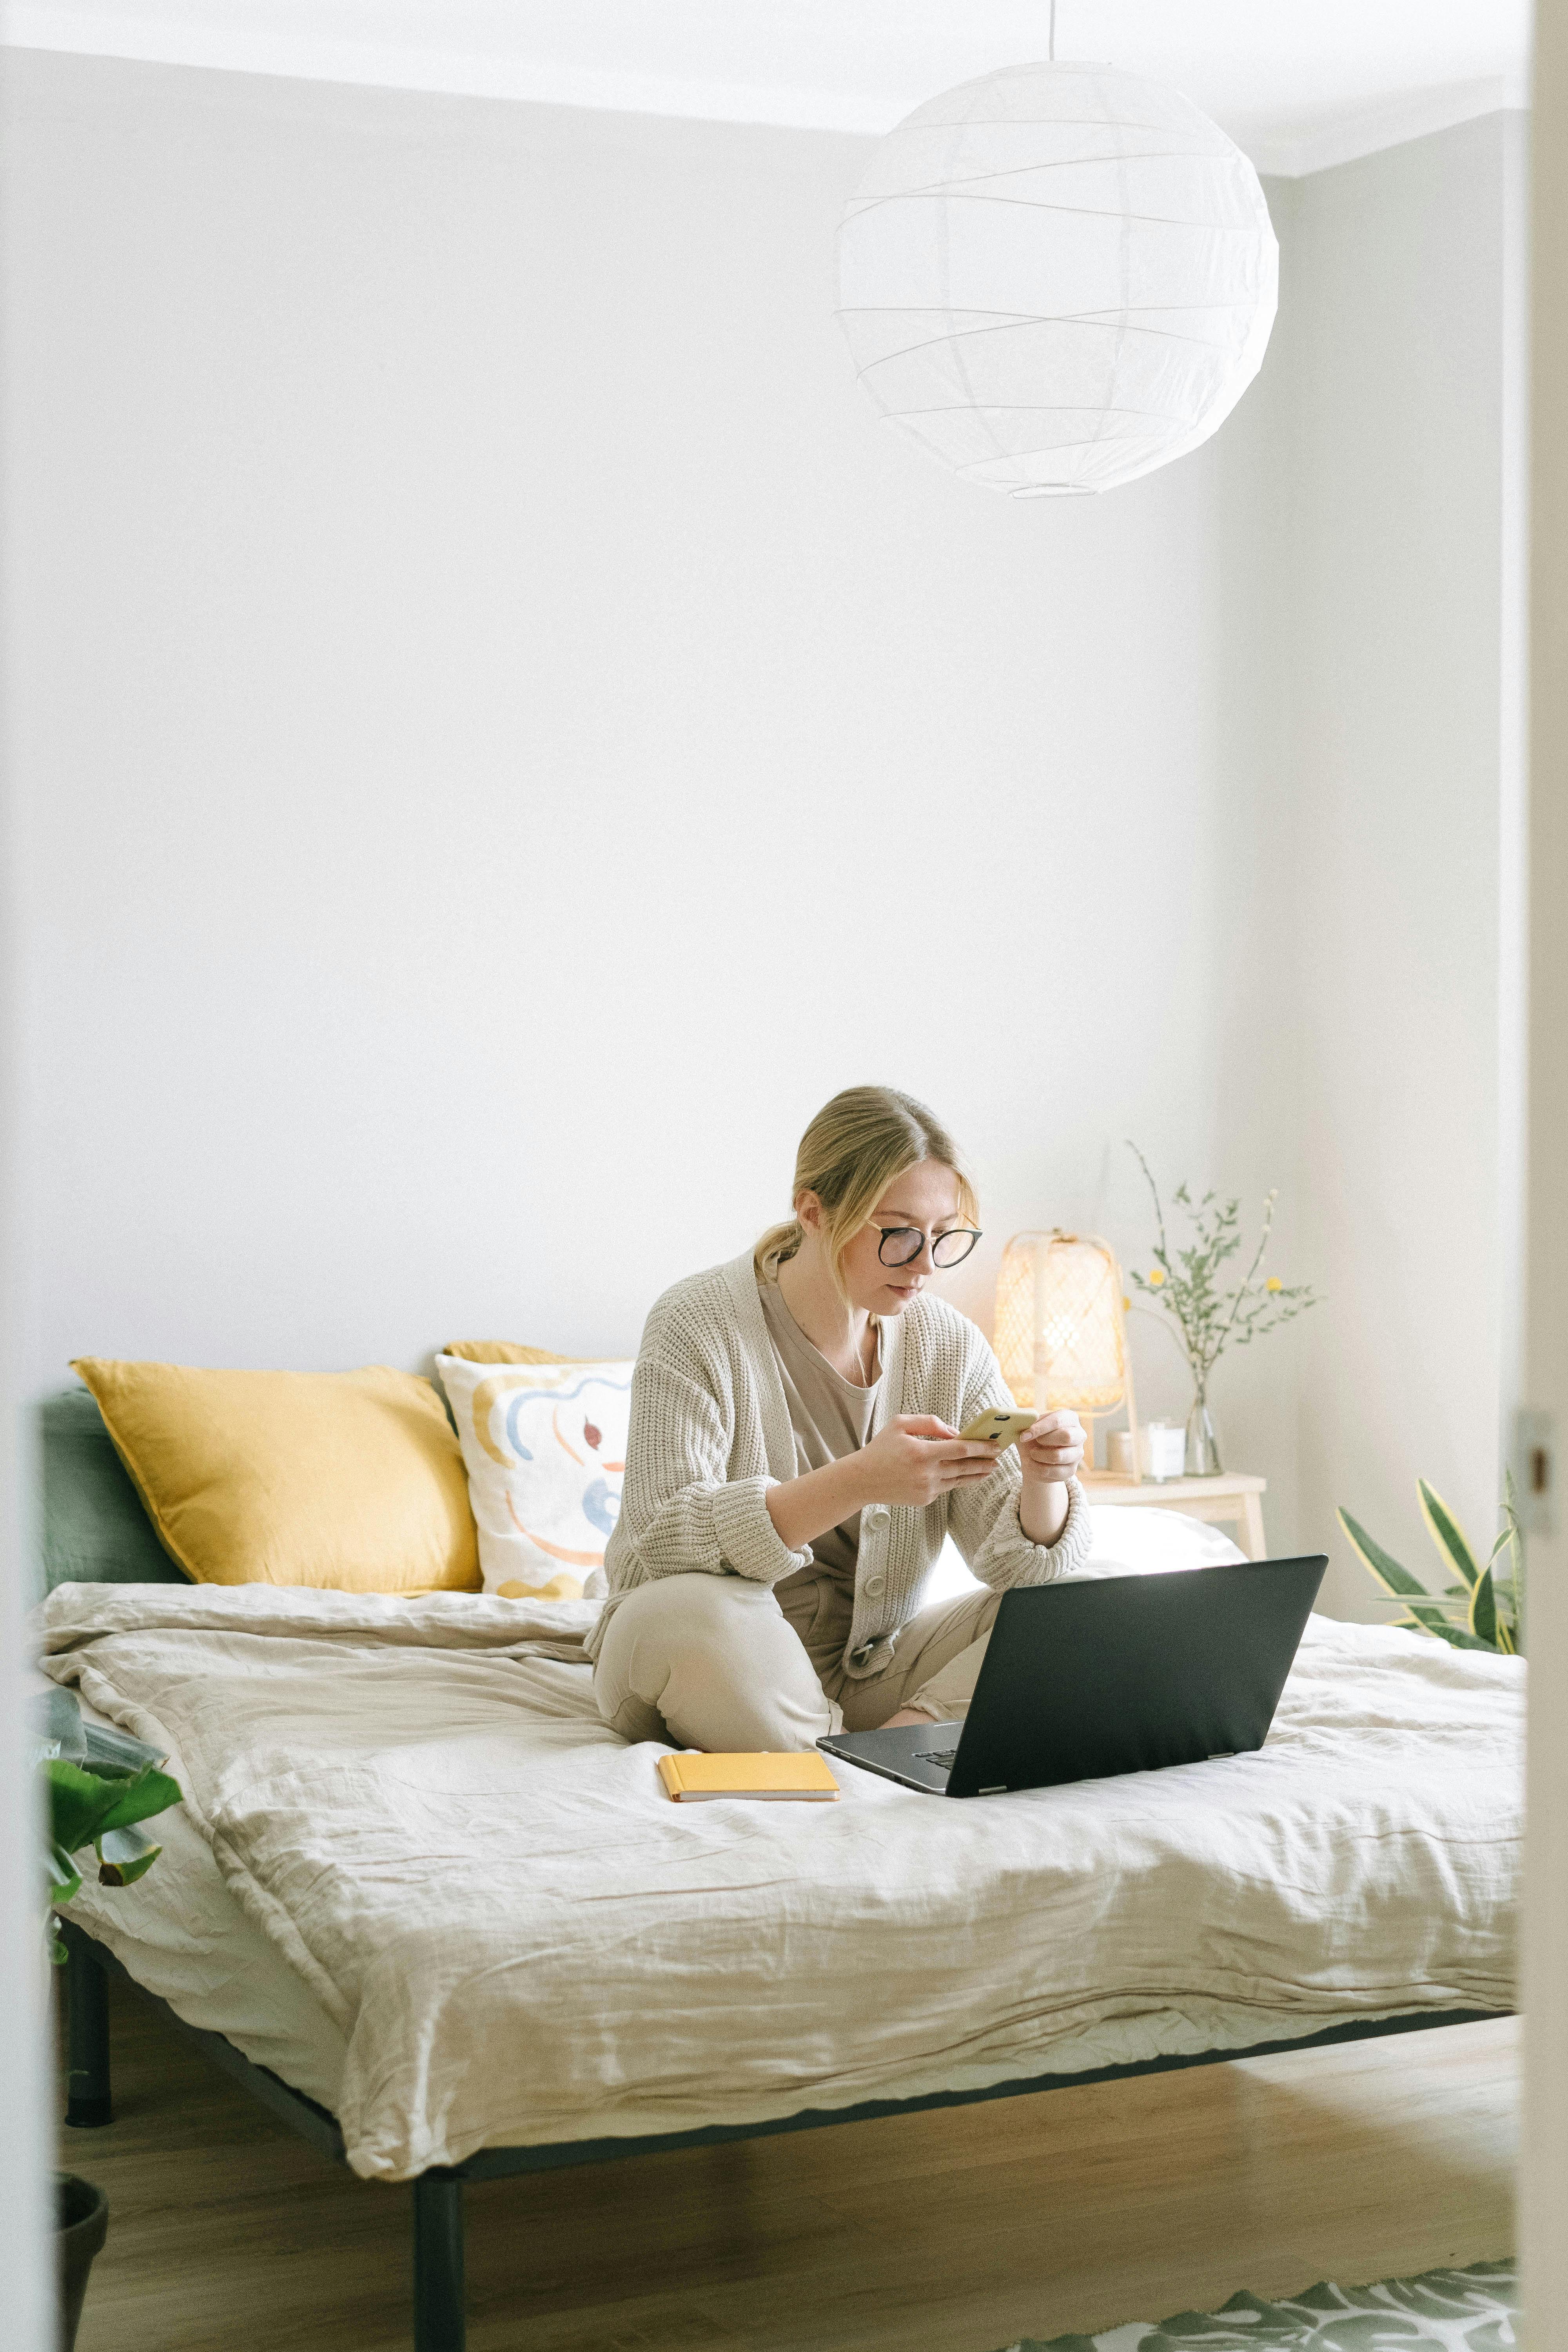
[757, 1276, 880, 1595]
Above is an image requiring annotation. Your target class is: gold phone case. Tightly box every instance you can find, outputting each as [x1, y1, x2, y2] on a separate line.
[959, 1408, 1038, 1448]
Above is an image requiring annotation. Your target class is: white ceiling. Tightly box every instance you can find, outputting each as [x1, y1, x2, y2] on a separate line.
[0, 0, 1534, 176]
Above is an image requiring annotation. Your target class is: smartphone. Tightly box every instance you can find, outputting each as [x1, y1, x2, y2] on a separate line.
[958, 1407, 1039, 1450]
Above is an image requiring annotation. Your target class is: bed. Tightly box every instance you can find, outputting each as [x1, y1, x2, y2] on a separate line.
[35, 1389, 1521, 2352]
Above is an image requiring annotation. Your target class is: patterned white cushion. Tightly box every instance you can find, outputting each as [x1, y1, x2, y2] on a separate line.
[435, 1354, 633, 1601]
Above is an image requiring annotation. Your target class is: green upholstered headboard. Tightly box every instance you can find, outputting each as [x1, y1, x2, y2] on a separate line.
[36, 1387, 186, 1599]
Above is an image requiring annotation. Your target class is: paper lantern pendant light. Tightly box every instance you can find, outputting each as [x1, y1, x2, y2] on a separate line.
[837, 61, 1278, 497]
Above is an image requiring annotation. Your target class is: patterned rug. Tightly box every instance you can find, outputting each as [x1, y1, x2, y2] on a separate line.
[998, 2258, 1517, 2349]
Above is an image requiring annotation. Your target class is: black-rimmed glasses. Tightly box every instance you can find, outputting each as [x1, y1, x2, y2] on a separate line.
[876, 1224, 982, 1270]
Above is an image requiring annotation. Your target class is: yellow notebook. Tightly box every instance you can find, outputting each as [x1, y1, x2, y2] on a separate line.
[657, 1751, 840, 1802]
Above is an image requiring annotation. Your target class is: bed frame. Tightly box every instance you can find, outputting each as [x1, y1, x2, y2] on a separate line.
[59, 1919, 1501, 2352]
[40, 1400, 1510, 2347]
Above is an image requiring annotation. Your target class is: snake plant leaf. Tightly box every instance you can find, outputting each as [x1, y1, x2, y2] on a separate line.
[1392, 1609, 1495, 1646]
[1337, 1508, 1427, 1597]
[1387, 1595, 1495, 1649]
[1413, 1615, 1496, 1651]
[1401, 1598, 1473, 1640]
[1469, 1563, 1499, 1646]
[96, 1825, 163, 1887]
[1418, 1482, 1479, 1589]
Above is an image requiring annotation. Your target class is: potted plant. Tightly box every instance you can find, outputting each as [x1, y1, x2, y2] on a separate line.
[1127, 1142, 1319, 1475]
[36, 1688, 182, 2351]
[1339, 1478, 1523, 1653]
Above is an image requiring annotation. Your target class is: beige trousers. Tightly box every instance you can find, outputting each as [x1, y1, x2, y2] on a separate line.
[592, 1566, 1003, 1752]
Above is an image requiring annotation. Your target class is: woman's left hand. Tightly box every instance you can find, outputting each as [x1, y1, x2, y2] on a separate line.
[1018, 1409, 1086, 1486]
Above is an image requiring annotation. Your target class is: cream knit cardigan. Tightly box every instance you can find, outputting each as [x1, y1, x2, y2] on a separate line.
[586, 1248, 1093, 1681]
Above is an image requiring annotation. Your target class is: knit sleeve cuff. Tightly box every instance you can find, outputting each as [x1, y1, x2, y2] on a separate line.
[971, 1476, 1093, 1589]
[710, 1475, 813, 1585]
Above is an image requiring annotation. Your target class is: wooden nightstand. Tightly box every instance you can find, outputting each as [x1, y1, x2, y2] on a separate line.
[1081, 1471, 1268, 1560]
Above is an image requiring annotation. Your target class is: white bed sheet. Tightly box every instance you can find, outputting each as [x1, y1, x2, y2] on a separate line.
[67, 1693, 349, 2110]
[41, 1565, 1520, 2184]
[59, 1506, 1242, 2125]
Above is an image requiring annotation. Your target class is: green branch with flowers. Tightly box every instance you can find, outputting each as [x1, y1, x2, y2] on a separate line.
[1125, 1143, 1319, 1415]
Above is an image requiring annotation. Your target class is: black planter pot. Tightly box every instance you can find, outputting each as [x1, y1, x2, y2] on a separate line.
[56, 2174, 108, 2352]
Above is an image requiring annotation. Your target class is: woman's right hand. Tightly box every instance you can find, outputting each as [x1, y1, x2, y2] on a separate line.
[855, 1416, 1000, 1509]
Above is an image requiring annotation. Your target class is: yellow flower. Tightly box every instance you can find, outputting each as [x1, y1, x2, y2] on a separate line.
[1266, 1276, 1283, 1293]
[1121, 1296, 1131, 1312]
[1147, 1268, 1166, 1288]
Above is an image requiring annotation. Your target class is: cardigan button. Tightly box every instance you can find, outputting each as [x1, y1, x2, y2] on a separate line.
[866, 1504, 891, 1527]
[864, 1571, 886, 1597]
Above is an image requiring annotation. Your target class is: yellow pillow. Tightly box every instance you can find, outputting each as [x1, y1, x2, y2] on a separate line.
[72, 1358, 480, 1594]
[441, 1341, 581, 1365]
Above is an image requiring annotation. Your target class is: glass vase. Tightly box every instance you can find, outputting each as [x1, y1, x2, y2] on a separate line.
[1185, 1395, 1222, 1477]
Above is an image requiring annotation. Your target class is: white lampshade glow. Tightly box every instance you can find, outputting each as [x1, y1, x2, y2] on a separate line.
[837, 62, 1279, 498]
[995, 1231, 1128, 1414]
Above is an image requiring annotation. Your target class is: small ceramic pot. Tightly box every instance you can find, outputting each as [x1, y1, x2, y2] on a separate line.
[56, 2174, 108, 2352]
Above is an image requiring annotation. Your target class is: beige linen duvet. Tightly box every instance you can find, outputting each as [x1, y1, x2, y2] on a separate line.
[39, 1582, 1519, 2182]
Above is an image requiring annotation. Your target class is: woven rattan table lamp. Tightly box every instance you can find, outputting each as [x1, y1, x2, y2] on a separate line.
[993, 1231, 1139, 1480]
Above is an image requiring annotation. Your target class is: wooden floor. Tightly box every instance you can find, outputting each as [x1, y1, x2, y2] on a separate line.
[59, 1974, 1516, 2352]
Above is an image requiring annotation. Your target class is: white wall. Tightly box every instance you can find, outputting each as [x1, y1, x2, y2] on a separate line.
[2, 58, 1526, 1604]
[3, 50, 1306, 1529]
[1285, 113, 1528, 1615]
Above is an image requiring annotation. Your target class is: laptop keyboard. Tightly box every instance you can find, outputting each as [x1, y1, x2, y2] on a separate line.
[917, 1749, 959, 1768]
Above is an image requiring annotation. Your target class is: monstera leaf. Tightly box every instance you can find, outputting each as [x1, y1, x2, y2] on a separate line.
[95, 1825, 167, 1887]
[45, 1758, 182, 1862]
[38, 1696, 183, 1958]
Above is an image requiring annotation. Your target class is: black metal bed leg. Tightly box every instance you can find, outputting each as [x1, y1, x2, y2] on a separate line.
[412, 2170, 466, 2352]
[64, 1931, 112, 2129]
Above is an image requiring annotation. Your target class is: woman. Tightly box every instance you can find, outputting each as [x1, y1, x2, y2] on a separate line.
[587, 1086, 1092, 1752]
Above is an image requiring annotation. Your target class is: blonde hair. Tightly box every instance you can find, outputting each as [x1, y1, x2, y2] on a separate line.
[755, 1086, 979, 1302]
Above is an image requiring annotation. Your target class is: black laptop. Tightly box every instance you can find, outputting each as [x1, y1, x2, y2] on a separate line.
[818, 1555, 1327, 1798]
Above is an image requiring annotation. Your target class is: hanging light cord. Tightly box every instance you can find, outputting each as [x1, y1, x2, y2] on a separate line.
[1049, 0, 1057, 61]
